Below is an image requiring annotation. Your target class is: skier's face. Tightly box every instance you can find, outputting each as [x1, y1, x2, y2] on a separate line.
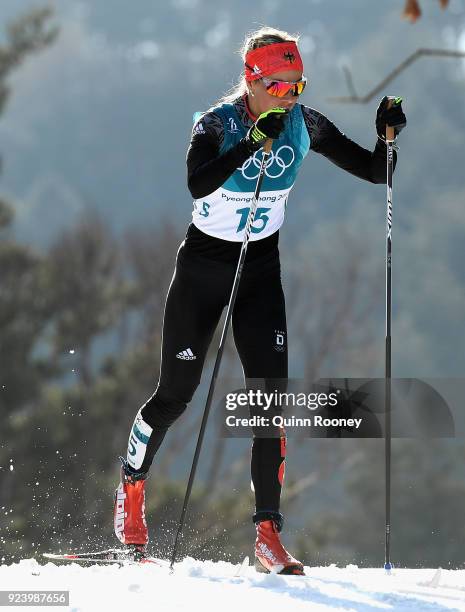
[248, 69, 304, 116]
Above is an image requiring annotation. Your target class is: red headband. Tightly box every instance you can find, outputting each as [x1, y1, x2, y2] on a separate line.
[244, 41, 303, 82]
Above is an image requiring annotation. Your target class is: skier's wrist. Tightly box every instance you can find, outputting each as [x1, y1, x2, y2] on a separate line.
[241, 134, 262, 154]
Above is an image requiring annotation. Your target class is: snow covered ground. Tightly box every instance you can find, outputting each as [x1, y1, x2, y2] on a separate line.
[1, 557, 465, 611]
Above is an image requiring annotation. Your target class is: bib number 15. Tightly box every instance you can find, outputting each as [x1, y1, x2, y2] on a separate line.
[236, 207, 271, 234]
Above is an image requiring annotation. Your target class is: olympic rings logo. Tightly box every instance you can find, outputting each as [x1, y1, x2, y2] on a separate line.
[240, 145, 295, 180]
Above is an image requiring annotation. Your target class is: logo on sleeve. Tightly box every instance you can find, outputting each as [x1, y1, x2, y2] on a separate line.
[228, 117, 239, 134]
[193, 122, 206, 136]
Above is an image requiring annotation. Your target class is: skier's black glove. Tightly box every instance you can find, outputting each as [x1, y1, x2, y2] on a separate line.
[244, 107, 289, 151]
[376, 96, 407, 141]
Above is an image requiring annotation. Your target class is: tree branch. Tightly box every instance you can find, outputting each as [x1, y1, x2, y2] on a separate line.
[328, 48, 465, 103]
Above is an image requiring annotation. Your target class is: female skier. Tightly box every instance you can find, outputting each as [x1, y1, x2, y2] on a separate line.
[113, 27, 406, 575]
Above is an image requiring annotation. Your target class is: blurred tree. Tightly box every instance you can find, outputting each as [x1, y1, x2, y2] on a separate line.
[0, 200, 53, 413]
[44, 210, 126, 387]
[296, 439, 465, 568]
[0, 5, 58, 409]
[0, 197, 14, 228]
[0, 8, 57, 415]
[0, 8, 58, 532]
[0, 208, 194, 562]
[123, 222, 180, 346]
[285, 229, 382, 384]
[0, 6, 57, 118]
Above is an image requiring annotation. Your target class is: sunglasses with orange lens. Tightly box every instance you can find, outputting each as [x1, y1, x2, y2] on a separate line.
[261, 76, 307, 98]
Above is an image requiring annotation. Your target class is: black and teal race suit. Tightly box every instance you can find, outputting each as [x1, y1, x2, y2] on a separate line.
[123, 94, 396, 527]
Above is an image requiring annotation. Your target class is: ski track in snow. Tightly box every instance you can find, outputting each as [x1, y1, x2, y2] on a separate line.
[1, 558, 465, 612]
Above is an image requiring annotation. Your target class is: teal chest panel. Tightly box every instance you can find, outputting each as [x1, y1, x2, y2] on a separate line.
[193, 102, 310, 193]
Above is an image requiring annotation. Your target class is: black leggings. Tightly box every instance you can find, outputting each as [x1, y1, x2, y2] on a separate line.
[126, 239, 288, 520]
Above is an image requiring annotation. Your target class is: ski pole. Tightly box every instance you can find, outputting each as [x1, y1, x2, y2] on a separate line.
[169, 139, 274, 572]
[384, 97, 397, 572]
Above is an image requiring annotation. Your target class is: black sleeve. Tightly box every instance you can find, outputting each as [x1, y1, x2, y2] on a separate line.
[186, 111, 255, 199]
[302, 105, 397, 184]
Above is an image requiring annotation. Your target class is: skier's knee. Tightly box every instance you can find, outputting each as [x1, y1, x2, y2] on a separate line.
[140, 385, 189, 429]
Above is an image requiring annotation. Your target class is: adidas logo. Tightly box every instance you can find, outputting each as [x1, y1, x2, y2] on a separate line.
[193, 122, 205, 136]
[176, 348, 196, 360]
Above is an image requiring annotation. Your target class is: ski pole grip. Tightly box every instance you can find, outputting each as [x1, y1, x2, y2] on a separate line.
[386, 98, 395, 142]
[264, 139, 273, 153]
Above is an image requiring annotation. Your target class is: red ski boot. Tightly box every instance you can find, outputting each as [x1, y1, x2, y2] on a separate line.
[113, 457, 148, 552]
[254, 519, 305, 575]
